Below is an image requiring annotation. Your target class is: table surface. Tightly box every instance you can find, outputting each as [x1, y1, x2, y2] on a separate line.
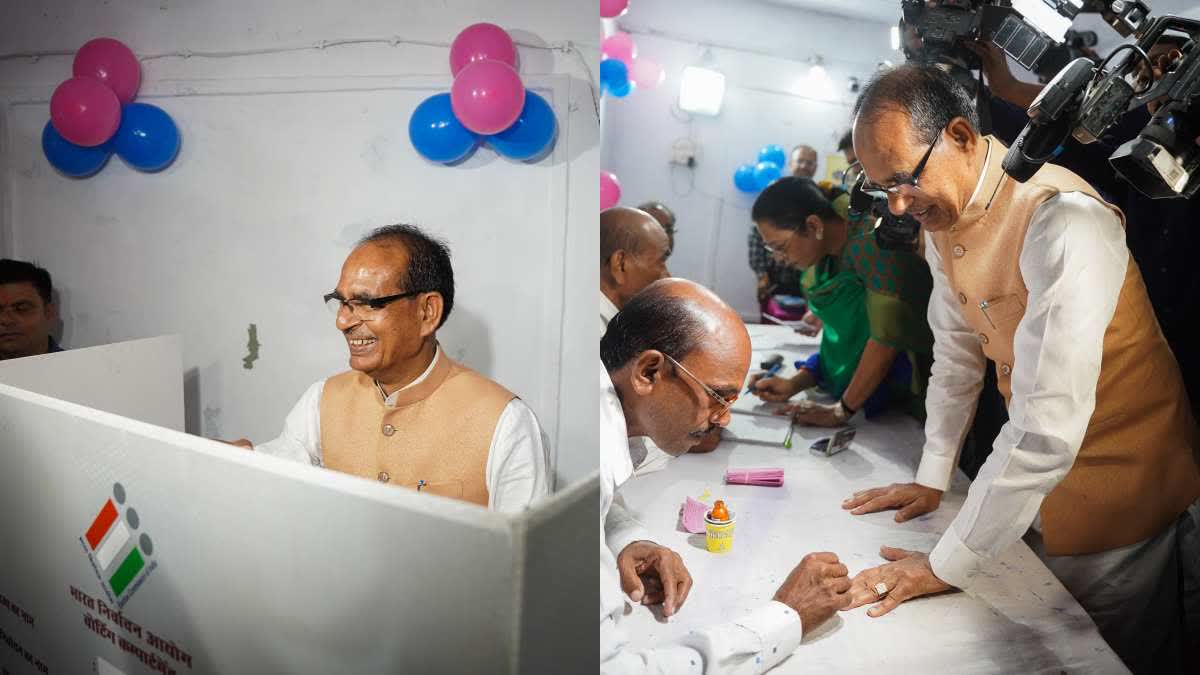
[616, 324, 1128, 674]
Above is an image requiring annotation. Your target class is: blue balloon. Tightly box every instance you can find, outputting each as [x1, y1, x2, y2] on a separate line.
[753, 161, 782, 190]
[42, 120, 111, 178]
[758, 144, 786, 167]
[112, 103, 180, 172]
[409, 93, 479, 164]
[609, 79, 634, 98]
[600, 59, 629, 96]
[733, 163, 757, 192]
[487, 90, 557, 161]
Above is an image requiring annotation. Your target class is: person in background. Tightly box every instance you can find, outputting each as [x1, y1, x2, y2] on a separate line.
[601, 207, 671, 335]
[225, 224, 549, 513]
[787, 144, 818, 179]
[842, 63, 1199, 675]
[0, 259, 64, 361]
[600, 278, 851, 673]
[749, 177, 933, 427]
[837, 130, 862, 186]
[637, 201, 676, 254]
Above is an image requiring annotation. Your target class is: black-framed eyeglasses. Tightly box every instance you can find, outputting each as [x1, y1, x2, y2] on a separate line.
[662, 353, 738, 417]
[323, 290, 423, 318]
[860, 128, 942, 199]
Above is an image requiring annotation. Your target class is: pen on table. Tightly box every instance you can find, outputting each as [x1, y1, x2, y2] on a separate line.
[746, 361, 783, 395]
[783, 421, 794, 449]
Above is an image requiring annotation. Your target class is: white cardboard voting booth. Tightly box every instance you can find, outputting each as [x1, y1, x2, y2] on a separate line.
[0, 337, 596, 674]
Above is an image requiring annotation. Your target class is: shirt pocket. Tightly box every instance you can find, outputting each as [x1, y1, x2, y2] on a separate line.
[979, 293, 1026, 332]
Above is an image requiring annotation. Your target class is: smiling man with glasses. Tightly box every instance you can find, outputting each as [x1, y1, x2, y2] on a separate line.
[225, 224, 549, 513]
[599, 278, 852, 673]
[842, 63, 1200, 674]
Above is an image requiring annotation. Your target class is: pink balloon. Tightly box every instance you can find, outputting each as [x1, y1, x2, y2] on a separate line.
[629, 58, 664, 89]
[450, 60, 526, 135]
[601, 0, 629, 19]
[602, 32, 637, 68]
[73, 37, 141, 104]
[601, 171, 621, 210]
[49, 77, 121, 147]
[449, 23, 517, 77]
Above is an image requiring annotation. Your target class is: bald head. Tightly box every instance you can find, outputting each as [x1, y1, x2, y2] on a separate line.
[636, 201, 676, 250]
[602, 278, 751, 455]
[600, 207, 671, 307]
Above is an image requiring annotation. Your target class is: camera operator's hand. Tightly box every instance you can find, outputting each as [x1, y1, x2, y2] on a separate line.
[965, 40, 1041, 109]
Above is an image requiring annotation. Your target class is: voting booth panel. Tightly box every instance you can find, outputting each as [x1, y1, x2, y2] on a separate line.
[0, 340, 596, 674]
[0, 335, 185, 431]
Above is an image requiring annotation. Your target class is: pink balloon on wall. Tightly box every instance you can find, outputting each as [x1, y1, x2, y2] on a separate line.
[73, 37, 141, 104]
[449, 23, 518, 76]
[601, 171, 621, 210]
[450, 60, 526, 135]
[629, 58, 664, 89]
[49, 76, 121, 147]
[601, 0, 630, 19]
[601, 32, 637, 68]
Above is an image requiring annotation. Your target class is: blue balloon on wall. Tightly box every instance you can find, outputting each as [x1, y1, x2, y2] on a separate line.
[409, 92, 479, 164]
[753, 161, 782, 190]
[487, 90, 557, 161]
[42, 120, 111, 178]
[609, 79, 634, 98]
[600, 59, 629, 96]
[733, 163, 758, 192]
[112, 103, 181, 172]
[758, 144, 786, 168]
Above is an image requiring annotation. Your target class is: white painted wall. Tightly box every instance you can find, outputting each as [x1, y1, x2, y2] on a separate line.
[0, 0, 599, 487]
[601, 0, 899, 321]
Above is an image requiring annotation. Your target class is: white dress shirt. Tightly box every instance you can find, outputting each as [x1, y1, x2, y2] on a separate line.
[601, 290, 621, 336]
[917, 185, 1128, 590]
[600, 361, 802, 674]
[256, 346, 550, 513]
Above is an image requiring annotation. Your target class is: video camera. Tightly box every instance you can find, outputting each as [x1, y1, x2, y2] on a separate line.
[1003, 14, 1200, 199]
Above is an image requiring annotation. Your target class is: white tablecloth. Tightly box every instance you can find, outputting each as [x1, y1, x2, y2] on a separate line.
[616, 324, 1128, 674]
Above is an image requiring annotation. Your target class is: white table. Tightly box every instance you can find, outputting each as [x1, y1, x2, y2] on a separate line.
[617, 324, 1128, 674]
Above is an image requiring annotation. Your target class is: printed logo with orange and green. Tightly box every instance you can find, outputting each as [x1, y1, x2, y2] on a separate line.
[79, 483, 157, 608]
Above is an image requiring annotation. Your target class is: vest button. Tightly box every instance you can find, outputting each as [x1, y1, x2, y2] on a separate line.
[957, 292, 967, 304]
[1000, 363, 1011, 376]
[978, 333, 989, 344]
[952, 244, 966, 258]
[382, 423, 396, 436]
[378, 471, 390, 483]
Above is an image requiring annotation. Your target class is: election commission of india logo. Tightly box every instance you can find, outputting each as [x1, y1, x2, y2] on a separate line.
[79, 483, 157, 608]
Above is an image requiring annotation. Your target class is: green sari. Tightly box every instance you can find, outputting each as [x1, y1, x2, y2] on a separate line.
[798, 195, 934, 417]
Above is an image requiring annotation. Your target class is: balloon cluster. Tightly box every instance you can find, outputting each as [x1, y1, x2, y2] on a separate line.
[409, 23, 557, 164]
[44, 38, 181, 178]
[599, 32, 664, 98]
[733, 144, 786, 193]
[600, 171, 621, 210]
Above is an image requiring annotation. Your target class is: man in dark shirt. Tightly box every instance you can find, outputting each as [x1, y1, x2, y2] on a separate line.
[0, 259, 64, 360]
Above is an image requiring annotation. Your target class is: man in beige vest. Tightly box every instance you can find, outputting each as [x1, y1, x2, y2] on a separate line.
[229, 224, 549, 513]
[836, 64, 1200, 674]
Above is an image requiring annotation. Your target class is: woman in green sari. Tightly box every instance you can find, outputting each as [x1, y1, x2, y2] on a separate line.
[748, 176, 934, 426]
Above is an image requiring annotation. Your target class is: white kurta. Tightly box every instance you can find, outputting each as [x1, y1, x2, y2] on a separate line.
[601, 290, 620, 336]
[916, 169, 1129, 588]
[256, 346, 550, 513]
[600, 361, 802, 674]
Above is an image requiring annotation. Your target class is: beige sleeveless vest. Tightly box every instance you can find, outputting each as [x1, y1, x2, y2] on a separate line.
[929, 136, 1200, 555]
[319, 349, 514, 507]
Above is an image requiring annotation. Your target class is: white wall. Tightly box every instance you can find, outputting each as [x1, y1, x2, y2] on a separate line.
[601, 0, 899, 320]
[0, 0, 599, 487]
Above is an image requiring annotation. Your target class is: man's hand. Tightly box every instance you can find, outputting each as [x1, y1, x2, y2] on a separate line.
[841, 482, 942, 522]
[776, 401, 844, 428]
[843, 546, 953, 617]
[221, 438, 254, 449]
[747, 372, 805, 402]
[772, 552, 852, 633]
[617, 541, 694, 617]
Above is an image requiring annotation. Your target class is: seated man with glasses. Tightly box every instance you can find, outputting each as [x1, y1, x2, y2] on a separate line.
[600, 278, 852, 673]
[227, 224, 549, 513]
[839, 63, 1200, 675]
